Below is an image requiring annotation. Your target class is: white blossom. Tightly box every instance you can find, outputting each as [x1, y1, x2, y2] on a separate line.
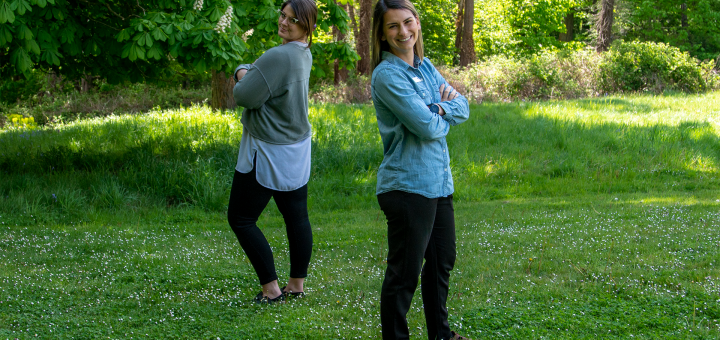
[215, 6, 234, 33]
[193, 0, 203, 11]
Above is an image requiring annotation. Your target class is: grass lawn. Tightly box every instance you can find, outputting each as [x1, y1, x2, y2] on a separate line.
[1, 92, 720, 338]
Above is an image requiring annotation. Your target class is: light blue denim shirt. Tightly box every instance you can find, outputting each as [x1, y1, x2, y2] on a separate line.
[371, 51, 470, 198]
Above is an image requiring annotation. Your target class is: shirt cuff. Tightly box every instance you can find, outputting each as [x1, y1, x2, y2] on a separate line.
[437, 102, 457, 125]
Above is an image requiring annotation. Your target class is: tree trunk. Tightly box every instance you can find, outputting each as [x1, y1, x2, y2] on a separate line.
[80, 74, 92, 92]
[596, 0, 615, 52]
[333, 6, 349, 85]
[681, 3, 688, 28]
[211, 70, 236, 111]
[454, 0, 465, 65]
[559, 11, 575, 42]
[356, 0, 372, 75]
[459, 0, 475, 67]
[349, 2, 358, 43]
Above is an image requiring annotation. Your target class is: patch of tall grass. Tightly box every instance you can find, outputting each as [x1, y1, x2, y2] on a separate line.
[2, 91, 720, 225]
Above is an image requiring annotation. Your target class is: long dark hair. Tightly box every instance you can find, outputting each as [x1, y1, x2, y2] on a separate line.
[370, 0, 425, 72]
[280, 0, 317, 47]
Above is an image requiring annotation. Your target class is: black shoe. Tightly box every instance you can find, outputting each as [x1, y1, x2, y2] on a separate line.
[253, 292, 285, 304]
[281, 286, 306, 299]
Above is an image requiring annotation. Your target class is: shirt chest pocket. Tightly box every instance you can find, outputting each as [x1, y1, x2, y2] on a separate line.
[411, 77, 433, 105]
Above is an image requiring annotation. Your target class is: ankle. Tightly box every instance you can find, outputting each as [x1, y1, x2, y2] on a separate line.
[284, 278, 305, 293]
[261, 281, 283, 298]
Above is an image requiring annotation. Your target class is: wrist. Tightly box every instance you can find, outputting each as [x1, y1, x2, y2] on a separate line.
[428, 103, 445, 116]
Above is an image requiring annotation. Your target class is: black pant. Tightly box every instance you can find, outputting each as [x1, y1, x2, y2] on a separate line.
[227, 169, 313, 285]
[378, 191, 456, 340]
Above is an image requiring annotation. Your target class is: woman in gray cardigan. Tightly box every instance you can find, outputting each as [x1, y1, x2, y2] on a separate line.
[229, 0, 316, 304]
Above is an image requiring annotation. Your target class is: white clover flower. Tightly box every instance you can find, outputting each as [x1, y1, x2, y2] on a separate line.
[215, 6, 234, 33]
[193, 0, 203, 11]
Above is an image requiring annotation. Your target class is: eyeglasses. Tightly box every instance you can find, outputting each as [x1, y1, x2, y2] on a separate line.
[277, 9, 299, 25]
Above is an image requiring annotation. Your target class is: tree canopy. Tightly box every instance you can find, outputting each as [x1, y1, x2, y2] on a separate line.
[0, 0, 357, 83]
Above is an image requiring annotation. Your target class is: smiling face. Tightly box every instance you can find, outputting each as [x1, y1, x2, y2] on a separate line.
[381, 8, 420, 64]
[278, 4, 307, 44]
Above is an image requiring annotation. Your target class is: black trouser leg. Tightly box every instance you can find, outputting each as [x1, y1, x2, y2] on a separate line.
[273, 184, 313, 279]
[227, 169, 277, 284]
[378, 191, 456, 340]
[421, 196, 456, 340]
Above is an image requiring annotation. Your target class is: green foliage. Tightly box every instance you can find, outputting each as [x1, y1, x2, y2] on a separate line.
[415, 0, 457, 65]
[439, 49, 601, 102]
[472, 0, 589, 60]
[0, 0, 358, 86]
[434, 44, 718, 103]
[599, 41, 713, 93]
[618, 0, 720, 61]
[474, 0, 521, 59]
[310, 40, 360, 79]
[0, 69, 42, 103]
[505, 0, 586, 54]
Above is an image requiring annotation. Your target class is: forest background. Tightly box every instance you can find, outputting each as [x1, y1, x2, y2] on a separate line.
[1, 0, 719, 125]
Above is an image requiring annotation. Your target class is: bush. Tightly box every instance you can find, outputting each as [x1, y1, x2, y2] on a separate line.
[438, 49, 602, 102]
[310, 74, 371, 104]
[0, 71, 44, 104]
[599, 41, 712, 93]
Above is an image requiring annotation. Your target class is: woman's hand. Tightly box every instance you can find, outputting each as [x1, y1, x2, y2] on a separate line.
[439, 83, 459, 102]
[236, 69, 248, 82]
[433, 83, 459, 116]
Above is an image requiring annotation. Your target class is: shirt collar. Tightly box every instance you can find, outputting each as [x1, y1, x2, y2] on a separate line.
[381, 51, 422, 69]
[287, 41, 309, 48]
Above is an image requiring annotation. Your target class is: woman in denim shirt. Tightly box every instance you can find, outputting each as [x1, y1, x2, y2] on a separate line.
[370, 0, 470, 339]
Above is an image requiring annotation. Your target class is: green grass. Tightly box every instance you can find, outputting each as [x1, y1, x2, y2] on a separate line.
[1, 92, 720, 338]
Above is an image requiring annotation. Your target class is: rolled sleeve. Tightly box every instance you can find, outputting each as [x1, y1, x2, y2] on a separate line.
[374, 68, 449, 140]
[437, 95, 469, 126]
[430, 64, 469, 126]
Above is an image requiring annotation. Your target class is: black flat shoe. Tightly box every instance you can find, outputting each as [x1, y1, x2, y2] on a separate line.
[253, 291, 285, 304]
[281, 286, 306, 299]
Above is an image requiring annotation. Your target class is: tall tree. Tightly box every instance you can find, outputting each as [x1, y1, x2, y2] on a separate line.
[596, 0, 615, 52]
[454, 0, 465, 64]
[559, 11, 575, 42]
[333, 3, 348, 84]
[348, 1, 358, 40]
[459, 0, 475, 66]
[356, 0, 371, 75]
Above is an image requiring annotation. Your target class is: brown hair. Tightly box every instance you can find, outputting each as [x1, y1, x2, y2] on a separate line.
[280, 0, 317, 47]
[370, 0, 425, 72]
